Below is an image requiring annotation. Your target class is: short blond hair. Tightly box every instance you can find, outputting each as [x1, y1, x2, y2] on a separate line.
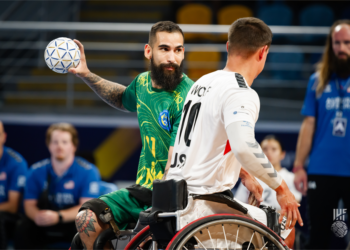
[46, 123, 79, 147]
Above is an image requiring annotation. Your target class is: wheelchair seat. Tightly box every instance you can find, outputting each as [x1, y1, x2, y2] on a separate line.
[125, 223, 136, 230]
[191, 192, 248, 214]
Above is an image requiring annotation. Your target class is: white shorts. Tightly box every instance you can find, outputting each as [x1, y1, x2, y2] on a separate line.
[178, 196, 292, 240]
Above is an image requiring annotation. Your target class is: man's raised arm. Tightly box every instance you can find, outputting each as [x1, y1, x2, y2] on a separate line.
[68, 40, 127, 111]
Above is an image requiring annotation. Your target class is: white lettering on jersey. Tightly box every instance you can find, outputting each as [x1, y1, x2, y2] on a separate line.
[55, 193, 75, 205]
[89, 182, 99, 195]
[0, 185, 5, 196]
[326, 97, 350, 110]
[17, 176, 26, 187]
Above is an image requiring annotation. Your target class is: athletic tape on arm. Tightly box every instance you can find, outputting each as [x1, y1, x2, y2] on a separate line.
[226, 121, 283, 190]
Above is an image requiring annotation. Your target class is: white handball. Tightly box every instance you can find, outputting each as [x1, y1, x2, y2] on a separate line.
[44, 37, 80, 74]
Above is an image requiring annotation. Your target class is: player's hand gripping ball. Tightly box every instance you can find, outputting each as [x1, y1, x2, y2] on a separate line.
[44, 37, 80, 74]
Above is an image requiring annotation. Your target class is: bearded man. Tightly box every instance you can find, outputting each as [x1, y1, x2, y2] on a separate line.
[293, 20, 350, 249]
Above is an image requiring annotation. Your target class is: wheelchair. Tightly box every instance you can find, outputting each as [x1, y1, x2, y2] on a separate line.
[72, 179, 290, 250]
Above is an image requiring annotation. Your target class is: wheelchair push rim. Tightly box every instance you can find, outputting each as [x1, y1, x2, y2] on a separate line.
[166, 214, 289, 250]
[124, 225, 152, 250]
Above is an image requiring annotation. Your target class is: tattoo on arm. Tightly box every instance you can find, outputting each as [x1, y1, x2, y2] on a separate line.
[75, 210, 96, 237]
[83, 72, 127, 111]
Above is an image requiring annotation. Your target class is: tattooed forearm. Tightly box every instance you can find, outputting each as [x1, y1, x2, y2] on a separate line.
[82, 72, 127, 111]
[75, 210, 96, 237]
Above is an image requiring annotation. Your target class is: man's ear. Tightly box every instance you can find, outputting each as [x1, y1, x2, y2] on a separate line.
[144, 44, 152, 60]
[280, 150, 286, 161]
[226, 41, 229, 53]
[258, 46, 268, 61]
[3, 132, 7, 144]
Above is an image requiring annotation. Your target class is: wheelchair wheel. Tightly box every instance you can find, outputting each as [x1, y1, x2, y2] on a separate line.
[166, 214, 289, 250]
[124, 226, 152, 250]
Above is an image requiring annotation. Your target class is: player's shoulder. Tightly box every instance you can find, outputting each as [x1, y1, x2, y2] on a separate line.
[4, 147, 26, 164]
[31, 158, 50, 172]
[134, 71, 150, 85]
[74, 157, 95, 171]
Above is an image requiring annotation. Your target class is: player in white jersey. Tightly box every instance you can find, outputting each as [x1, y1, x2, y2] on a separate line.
[165, 17, 303, 247]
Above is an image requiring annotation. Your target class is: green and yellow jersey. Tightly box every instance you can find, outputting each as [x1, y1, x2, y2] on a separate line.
[122, 72, 194, 189]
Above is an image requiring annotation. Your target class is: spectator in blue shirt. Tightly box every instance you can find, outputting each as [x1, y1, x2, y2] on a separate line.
[294, 20, 350, 249]
[0, 121, 28, 249]
[14, 123, 101, 249]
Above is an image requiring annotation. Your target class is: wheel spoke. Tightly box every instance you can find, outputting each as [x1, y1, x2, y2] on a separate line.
[183, 246, 188, 250]
[246, 231, 255, 250]
[194, 235, 208, 250]
[222, 224, 229, 250]
[234, 225, 240, 250]
[207, 228, 215, 250]
[260, 241, 268, 250]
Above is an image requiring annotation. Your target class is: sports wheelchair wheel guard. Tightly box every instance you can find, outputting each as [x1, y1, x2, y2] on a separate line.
[165, 214, 289, 250]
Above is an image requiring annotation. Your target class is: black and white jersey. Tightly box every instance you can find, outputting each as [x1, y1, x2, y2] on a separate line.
[166, 70, 260, 194]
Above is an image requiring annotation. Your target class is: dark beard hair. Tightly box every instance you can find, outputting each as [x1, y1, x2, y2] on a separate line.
[330, 52, 350, 78]
[150, 58, 183, 91]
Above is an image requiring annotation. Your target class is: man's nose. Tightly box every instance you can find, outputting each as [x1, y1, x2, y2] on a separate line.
[166, 51, 176, 63]
[339, 42, 347, 53]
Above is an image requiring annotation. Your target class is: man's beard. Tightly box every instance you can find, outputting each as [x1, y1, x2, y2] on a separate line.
[150, 58, 183, 91]
[331, 52, 350, 78]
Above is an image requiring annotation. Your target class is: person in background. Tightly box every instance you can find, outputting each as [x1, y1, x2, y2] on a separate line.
[0, 121, 28, 249]
[293, 20, 350, 249]
[235, 135, 302, 211]
[14, 123, 101, 249]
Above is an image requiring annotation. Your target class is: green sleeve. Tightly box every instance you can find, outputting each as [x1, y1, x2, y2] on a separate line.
[170, 110, 182, 146]
[122, 77, 138, 112]
[169, 96, 186, 147]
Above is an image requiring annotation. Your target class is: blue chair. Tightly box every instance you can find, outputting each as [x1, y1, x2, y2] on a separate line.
[257, 4, 293, 26]
[267, 51, 305, 80]
[300, 4, 334, 27]
[291, 4, 334, 44]
[99, 181, 118, 195]
[341, 6, 350, 19]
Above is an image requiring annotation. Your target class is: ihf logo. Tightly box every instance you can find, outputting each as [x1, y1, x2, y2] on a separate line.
[331, 209, 348, 238]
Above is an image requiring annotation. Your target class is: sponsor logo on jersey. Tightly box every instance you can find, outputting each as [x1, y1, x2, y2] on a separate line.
[89, 182, 99, 195]
[0, 172, 6, 181]
[64, 180, 75, 189]
[308, 181, 316, 189]
[233, 111, 249, 115]
[0, 185, 5, 196]
[158, 110, 171, 131]
[17, 176, 26, 187]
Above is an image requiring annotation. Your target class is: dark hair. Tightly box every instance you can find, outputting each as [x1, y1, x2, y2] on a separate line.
[149, 21, 184, 47]
[262, 134, 284, 151]
[316, 20, 350, 95]
[228, 17, 272, 56]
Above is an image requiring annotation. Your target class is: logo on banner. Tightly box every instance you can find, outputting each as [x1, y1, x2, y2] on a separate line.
[331, 209, 348, 238]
